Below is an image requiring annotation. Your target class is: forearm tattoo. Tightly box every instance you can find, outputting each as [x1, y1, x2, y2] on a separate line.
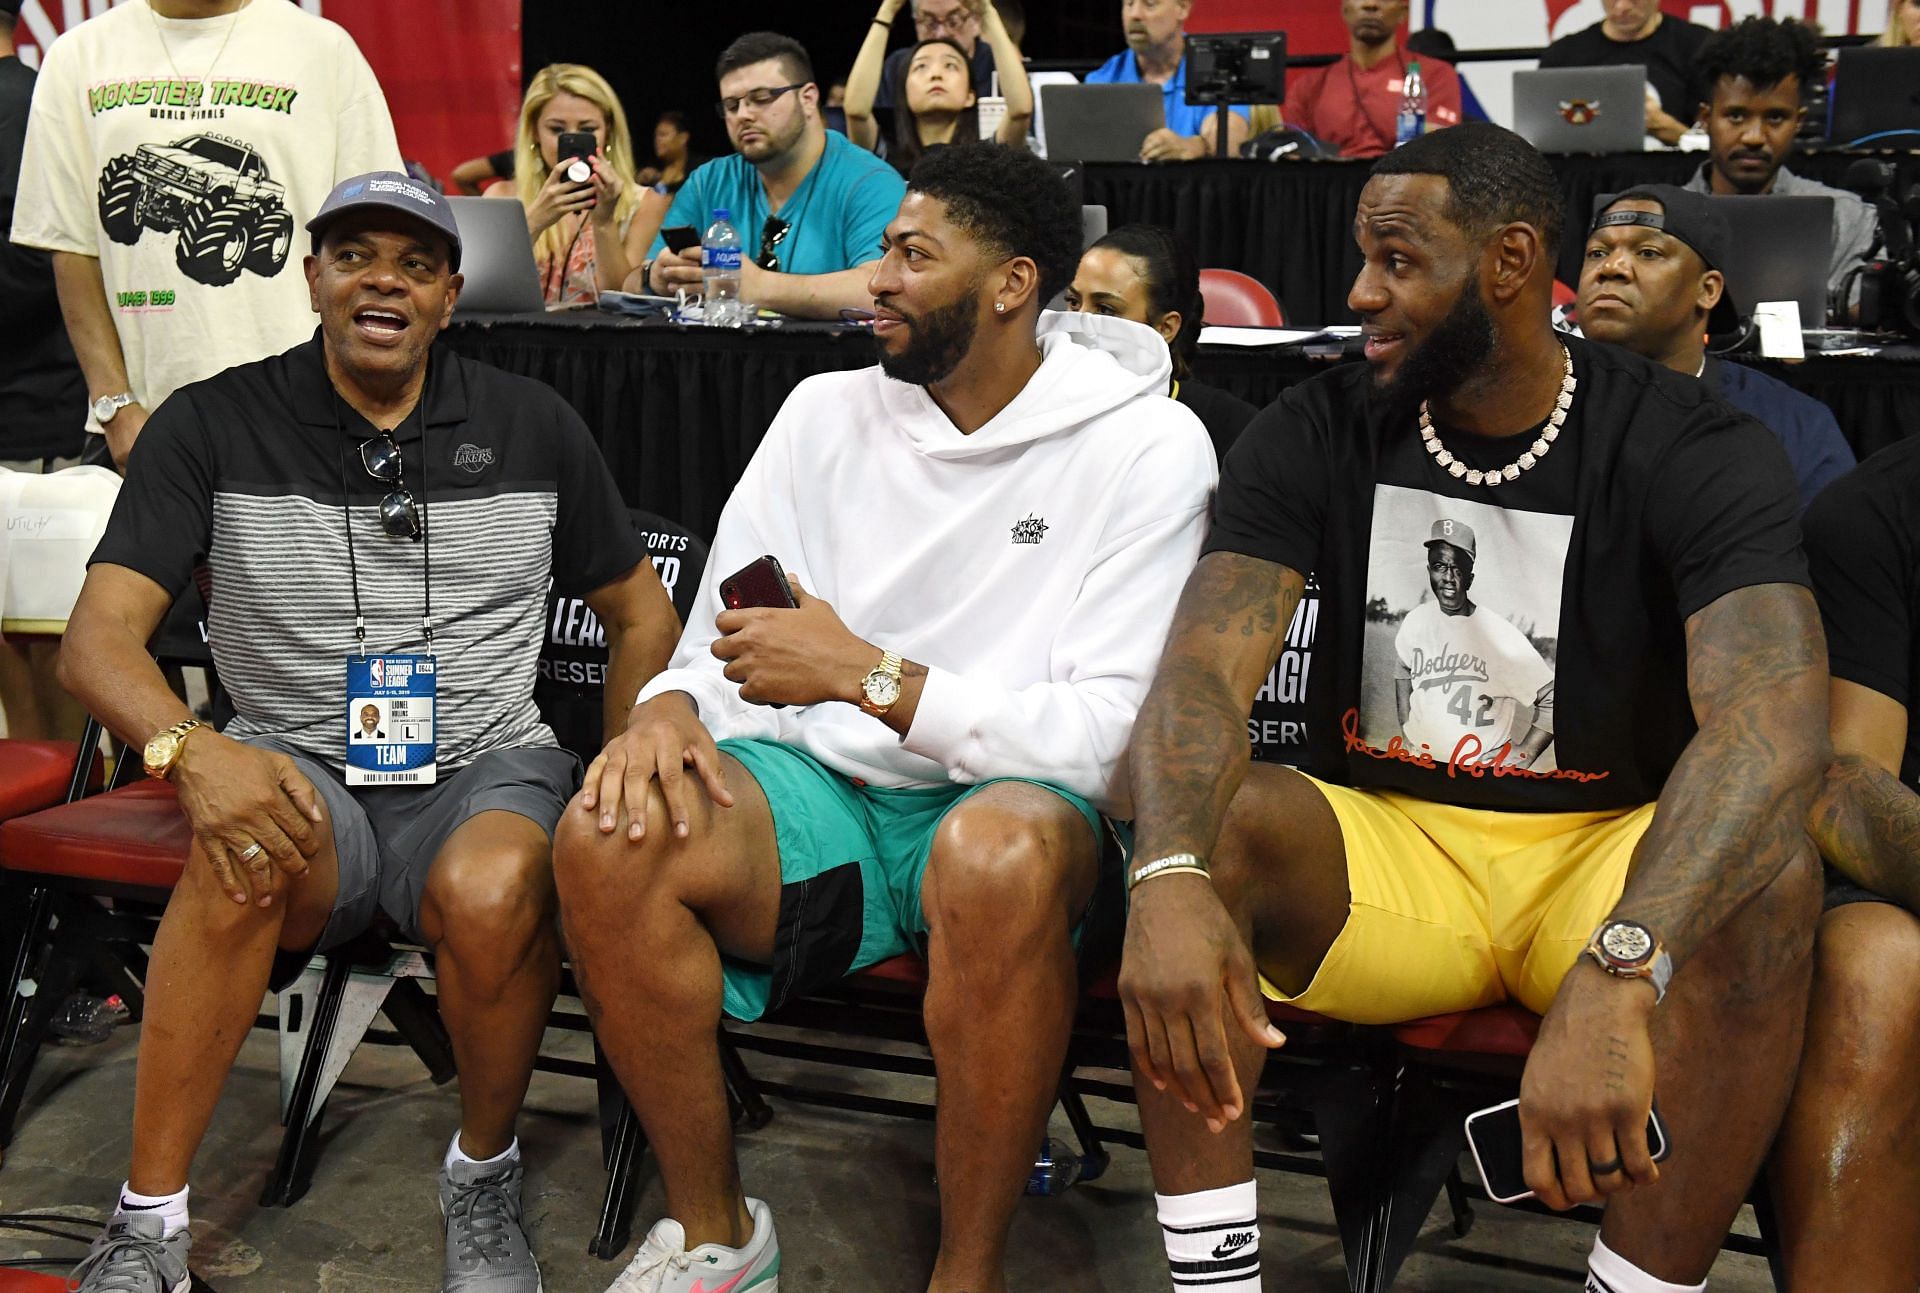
[1810, 754, 1920, 913]
[1130, 553, 1304, 869]
[1616, 583, 1829, 966]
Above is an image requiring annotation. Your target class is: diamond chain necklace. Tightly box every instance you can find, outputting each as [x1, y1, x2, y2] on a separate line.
[1420, 346, 1575, 488]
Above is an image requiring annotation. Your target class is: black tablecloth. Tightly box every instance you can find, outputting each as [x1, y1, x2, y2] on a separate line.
[443, 312, 1920, 537]
[1084, 151, 1920, 324]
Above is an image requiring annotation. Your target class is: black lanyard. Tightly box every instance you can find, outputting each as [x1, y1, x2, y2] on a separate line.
[333, 395, 433, 658]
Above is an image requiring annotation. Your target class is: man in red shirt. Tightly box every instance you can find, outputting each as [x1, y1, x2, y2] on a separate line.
[1282, 0, 1463, 158]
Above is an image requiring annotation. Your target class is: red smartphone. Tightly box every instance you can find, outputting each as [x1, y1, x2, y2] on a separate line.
[720, 555, 798, 611]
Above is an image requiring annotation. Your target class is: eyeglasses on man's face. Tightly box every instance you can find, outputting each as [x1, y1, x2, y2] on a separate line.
[717, 83, 806, 119]
[915, 2, 979, 36]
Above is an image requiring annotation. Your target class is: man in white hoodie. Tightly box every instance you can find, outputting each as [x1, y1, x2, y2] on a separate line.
[554, 143, 1216, 1293]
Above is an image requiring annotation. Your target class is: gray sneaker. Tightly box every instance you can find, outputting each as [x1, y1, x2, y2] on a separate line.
[69, 1212, 191, 1293]
[440, 1155, 542, 1292]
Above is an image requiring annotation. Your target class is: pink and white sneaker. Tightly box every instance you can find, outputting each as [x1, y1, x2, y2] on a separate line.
[605, 1197, 779, 1293]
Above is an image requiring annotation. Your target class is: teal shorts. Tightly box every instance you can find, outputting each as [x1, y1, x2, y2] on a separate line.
[717, 738, 1103, 1022]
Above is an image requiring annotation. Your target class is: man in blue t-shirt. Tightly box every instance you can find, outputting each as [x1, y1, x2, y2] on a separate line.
[642, 32, 907, 318]
[1086, 0, 1248, 161]
[1576, 184, 1854, 510]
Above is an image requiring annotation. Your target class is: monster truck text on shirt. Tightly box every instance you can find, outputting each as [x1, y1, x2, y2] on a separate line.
[10, 0, 400, 433]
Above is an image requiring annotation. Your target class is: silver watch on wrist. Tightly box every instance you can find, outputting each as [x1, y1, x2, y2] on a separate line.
[1584, 919, 1672, 1004]
[91, 391, 135, 424]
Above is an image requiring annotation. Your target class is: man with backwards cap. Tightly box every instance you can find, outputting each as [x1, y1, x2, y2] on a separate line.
[1577, 183, 1855, 509]
[56, 171, 677, 1293]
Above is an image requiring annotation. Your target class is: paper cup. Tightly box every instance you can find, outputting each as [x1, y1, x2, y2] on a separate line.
[976, 96, 1007, 141]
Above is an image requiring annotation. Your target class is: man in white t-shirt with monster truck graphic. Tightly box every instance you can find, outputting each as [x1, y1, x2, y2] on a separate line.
[11, 0, 400, 467]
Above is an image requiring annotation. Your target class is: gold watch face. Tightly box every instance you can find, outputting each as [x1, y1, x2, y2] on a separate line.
[863, 669, 902, 708]
[144, 732, 179, 772]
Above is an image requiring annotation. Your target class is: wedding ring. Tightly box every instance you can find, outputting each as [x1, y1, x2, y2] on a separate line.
[1587, 1156, 1623, 1177]
[237, 841, 265, 863]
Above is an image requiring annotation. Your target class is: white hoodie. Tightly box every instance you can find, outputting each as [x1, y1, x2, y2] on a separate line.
[638, 312, 1217, 816]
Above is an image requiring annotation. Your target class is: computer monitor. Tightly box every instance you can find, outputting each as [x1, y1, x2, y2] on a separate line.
[1828, 48, 1920, 148]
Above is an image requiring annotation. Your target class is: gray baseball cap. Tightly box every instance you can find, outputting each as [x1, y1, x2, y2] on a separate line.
[306, 171, 462, 271]
[1425, 518, 1476, 561]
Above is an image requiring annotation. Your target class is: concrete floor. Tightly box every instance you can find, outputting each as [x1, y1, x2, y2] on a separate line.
[0, 1013, 1779, 1292]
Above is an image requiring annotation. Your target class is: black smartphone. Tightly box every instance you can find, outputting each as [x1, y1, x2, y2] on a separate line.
[1464, 1097, 1671, 1204]
[719, 555, 798, 611]
[660, 224, 701, 255]
[557, 131, 598, 166]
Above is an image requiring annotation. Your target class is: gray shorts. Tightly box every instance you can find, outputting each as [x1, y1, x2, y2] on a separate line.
[244, 737, 581, 948]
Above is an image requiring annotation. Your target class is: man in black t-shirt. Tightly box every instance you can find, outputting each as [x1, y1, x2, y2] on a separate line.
[1119, 124, 1826, 1293]
[1539, 0, 1711, 144]
[57, 174, 676, 1293]
[1770, 444, 1920, 1288]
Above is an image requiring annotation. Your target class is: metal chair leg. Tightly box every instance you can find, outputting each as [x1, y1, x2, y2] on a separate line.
[260, 954, 350, 1207]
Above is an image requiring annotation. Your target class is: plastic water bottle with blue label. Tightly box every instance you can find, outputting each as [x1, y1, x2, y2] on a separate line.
[702, 207, 744, 327]
[1395, 60, 1426, 147]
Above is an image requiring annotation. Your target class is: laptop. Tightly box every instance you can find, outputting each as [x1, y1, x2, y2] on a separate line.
[1512, 66, 1648, 154]
[445, 196, 545, 314]
[1710, 195, 1836, 330]
[1828, 47, 1920, 147]
[1040, 83, 1165, 163]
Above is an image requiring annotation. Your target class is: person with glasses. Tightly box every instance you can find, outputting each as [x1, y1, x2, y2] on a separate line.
[634, 32, 906, 319]
[846, 0, 1032, 175]
[55, 171, 678, 1293]
[866, 0, 1018, 121]
[560, 143, 1215, 1293]
[1087, 0, 1251, 161]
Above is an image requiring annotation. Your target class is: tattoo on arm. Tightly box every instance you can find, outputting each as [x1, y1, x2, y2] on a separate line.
[1810, 754, 1920, 912]
[1615, 583, 1828, 966]
[1129, 553, 1304, 871]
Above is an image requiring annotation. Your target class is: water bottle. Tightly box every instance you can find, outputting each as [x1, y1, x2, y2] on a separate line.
[1395, 60, 1426, 148]
[701, 207, 744, 327]
[1025, 1137, 1109, 1195]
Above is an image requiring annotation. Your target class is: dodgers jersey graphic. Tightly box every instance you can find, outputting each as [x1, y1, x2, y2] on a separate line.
[1358, 485, 1571, 774]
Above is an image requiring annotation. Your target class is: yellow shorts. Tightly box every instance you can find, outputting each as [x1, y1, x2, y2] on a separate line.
[1260, 775, 1656, 1022]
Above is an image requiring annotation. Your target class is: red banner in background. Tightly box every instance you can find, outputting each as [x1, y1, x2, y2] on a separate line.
[9, 0, 523, 188]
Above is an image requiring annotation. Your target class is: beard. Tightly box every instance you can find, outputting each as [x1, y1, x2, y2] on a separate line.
[876, 288, 981, 387]
[1373, 278, 1497, 425]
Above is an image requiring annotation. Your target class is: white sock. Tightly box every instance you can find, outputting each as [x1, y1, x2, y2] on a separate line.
[1155, 1181, 1260, 1291]
[444, 1132, 519, 1171]
[1587, 1235, 1708, 1293]
[117, 1183, 189, 1238]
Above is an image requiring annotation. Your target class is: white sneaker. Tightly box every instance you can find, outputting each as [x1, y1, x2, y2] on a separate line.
[606, 1198, 779, 1293]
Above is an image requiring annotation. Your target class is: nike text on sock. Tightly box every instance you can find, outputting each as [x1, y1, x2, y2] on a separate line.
[1587, 1235, 1708, 1293]
[118, 1182, 189, 1238]
[1156, 1182, 1261, 1291]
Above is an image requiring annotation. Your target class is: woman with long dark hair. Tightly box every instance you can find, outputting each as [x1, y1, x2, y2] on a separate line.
[845, 0, 1031, 173]
[1064, 224, 1258, 459]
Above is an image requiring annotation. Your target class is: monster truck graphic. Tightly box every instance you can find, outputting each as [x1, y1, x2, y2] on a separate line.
[97, 133, 294, 288]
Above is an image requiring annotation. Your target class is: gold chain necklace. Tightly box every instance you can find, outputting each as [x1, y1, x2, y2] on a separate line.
[1420, 346, 1575, 488]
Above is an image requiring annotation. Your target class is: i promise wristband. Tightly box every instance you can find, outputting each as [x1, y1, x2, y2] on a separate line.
[1128, 853, 1210, 892]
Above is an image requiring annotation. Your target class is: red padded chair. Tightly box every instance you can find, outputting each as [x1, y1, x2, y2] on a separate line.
[0, 740, 97, 821]
[0, 780, 187, 1153]
[1199, 268, 1286, 327]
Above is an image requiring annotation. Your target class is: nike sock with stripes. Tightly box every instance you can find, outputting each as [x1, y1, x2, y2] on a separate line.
[118, 1183, 189, 1238]
[1156, 1181, 1260, 1290]
[1587, 1235, 1707, 1293]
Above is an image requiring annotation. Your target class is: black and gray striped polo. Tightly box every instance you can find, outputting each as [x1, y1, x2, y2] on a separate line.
[92, 332, 646, 774]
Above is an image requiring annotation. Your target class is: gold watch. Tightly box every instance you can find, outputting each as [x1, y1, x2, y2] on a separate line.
[859, 650, 904, 717]
[143, 718, 205, 780]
